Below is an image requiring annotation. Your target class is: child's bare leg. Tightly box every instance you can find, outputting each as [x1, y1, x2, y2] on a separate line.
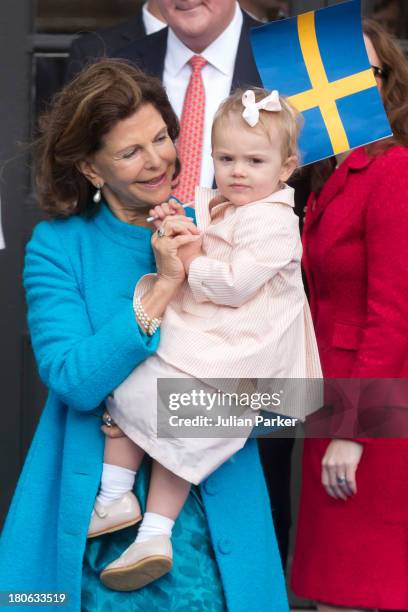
[97, 436, 145, 506]
[135, 460, 191, 543]
[104, 435, 145, 471]
[147, 460, 191, 519]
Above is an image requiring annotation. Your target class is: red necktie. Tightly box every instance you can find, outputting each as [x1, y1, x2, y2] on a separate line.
[173, 55, 207, 204]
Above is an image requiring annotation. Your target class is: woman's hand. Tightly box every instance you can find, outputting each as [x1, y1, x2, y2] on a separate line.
[321, 439, 364, 500]
[136, 216, 200, 324]
[152, 215, 201, 289]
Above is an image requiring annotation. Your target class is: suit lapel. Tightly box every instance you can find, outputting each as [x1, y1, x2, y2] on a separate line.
[231, 12, 262, 91]
[143, 28, 167, 78]
[117, 12, 146, 44]
[117, 28, 167, 79]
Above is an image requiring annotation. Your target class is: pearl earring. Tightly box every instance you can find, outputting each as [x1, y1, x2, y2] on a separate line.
[93, 185, 102, 203]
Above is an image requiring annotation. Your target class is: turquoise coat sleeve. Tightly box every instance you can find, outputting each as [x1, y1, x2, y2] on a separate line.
[23, 221, 159, 411]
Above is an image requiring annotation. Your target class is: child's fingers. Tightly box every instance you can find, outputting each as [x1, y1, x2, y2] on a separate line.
[149, 206, 165, 229]
[148, 201, 187, 225]
[148, 205, 166, 221]
[161, 202, 174, 217]
[151, 202, 175, 219]
[168, 200, 186, 216]
[163, 215, 199, 233]
[155, 203, 171, 218]
[172, 234, 202, 249]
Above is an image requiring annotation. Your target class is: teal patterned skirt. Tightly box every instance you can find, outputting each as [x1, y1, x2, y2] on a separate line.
[82, 459, 227, 611]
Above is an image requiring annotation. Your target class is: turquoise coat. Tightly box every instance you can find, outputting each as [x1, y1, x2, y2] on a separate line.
[0, 204, 288, 611]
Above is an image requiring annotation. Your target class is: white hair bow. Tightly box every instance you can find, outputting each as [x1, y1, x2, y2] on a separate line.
[242, 89, 282, 127]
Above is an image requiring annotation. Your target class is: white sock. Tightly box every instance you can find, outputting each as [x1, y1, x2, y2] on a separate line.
[135, 512, 175, 544]
[96, 463, 136, 506]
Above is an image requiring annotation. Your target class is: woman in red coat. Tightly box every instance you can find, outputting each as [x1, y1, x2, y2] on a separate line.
[291, 20, 408, 611]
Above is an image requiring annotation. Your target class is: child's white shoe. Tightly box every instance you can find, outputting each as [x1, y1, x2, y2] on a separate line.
[87, 491, 142, 538]
[100, 535, 173, 591]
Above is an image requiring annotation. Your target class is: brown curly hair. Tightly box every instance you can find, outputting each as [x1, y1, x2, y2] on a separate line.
[34, 59, 180, 218]
[310, 18, 408, 195]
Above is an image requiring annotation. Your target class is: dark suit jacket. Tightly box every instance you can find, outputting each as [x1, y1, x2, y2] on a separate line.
[66, 11, 146, 82]
[115, 11, 262, 92]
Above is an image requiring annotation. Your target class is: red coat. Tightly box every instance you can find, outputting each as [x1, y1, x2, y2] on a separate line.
[291, 146, 408, 609]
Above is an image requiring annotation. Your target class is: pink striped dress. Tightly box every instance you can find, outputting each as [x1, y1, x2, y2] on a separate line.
[107, 185, 321, 484]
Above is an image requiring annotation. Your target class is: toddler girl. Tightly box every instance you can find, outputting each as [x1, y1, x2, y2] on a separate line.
[90, 88, 321, 591]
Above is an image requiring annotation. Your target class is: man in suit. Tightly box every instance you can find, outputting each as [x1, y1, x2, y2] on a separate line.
[66, 1, 166, 82]
[115, 0, 262, 192]
[67, 0, 296, 568]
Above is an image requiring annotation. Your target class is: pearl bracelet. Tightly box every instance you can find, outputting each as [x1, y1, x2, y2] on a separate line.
[134, 297, 162, 336]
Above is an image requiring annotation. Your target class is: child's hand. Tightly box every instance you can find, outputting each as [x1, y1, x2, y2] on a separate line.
[101, 411, 125, 438]
[178, 234, 203, 273]
[149, 200, 186, 229]
[209, 194, 227, 211]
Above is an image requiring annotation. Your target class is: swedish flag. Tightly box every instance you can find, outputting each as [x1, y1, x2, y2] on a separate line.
[250, 0, 392, 165]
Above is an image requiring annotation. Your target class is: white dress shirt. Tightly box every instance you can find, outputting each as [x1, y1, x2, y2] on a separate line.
[142, 3, 166, 35]
[163, 3, 243, 187]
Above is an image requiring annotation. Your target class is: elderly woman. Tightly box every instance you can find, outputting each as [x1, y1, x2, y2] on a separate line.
[0, 59, 288, 611]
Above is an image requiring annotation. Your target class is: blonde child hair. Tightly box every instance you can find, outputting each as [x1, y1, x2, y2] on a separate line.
[212, 87, 303, 163]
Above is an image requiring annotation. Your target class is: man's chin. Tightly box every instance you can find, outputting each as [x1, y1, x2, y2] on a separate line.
[173, 14, 210, 36]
